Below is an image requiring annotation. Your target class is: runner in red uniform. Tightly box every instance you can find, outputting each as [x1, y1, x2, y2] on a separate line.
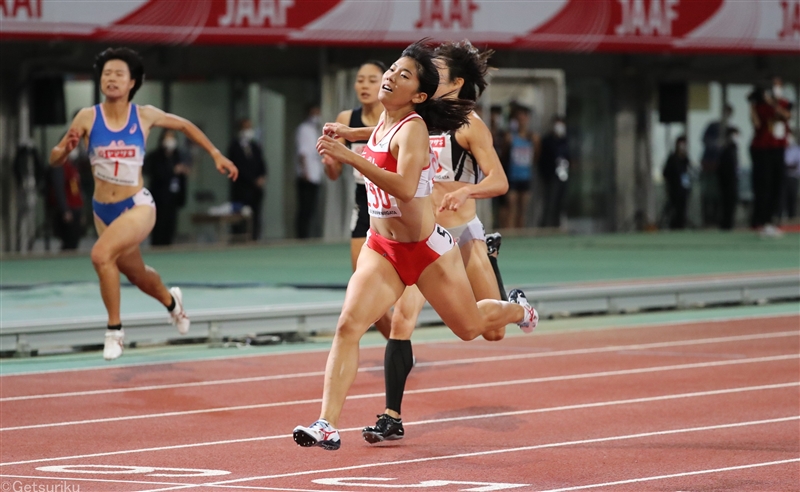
[292, 40, 537, 451]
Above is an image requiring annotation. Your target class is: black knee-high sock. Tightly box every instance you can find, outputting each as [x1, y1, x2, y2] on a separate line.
[384, 339, 414, 415]
[488, 255, 508, 301]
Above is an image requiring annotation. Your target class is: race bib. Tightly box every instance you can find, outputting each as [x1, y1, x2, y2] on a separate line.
[364, 177, 401, 218]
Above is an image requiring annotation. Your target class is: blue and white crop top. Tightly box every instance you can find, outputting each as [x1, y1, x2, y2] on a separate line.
[88, 104, 146, 186]
[430, 131, 482, 184]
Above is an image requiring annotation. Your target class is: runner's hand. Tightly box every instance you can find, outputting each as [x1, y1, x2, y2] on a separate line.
[214, 154, 239, 181]
[438, 188, 470, 212]
[64, 129, 81, 154]
[322, 122, 357, 142]
[317, 135, 352, 165]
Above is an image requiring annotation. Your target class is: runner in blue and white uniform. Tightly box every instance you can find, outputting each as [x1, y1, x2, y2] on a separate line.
[50, 48, 238, 360]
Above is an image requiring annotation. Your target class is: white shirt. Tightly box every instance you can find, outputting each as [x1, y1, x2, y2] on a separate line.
[295, 119, 323, 184]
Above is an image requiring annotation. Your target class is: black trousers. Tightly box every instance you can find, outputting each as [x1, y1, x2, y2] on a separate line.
[54, 208, 83, 250]
[666, 188, 688, 230]
[295, 179, 320, 239]
[151, 203, 178, 246]
[539, 179, 567, 228]
[749, 147, 785, 228]
[717, 171, 738, 230]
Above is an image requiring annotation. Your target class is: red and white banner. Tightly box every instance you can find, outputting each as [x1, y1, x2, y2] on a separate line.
[1, 0, 798, 53]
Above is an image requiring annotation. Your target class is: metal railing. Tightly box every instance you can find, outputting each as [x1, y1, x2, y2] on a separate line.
[2, 273, 797, 356]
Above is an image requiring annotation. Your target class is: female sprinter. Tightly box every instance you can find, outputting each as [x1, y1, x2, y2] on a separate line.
[49, 48, 238, 360]
[292, 40, 537, 451]
[323, 60, 392, 339]
[361, 40, 518, 444]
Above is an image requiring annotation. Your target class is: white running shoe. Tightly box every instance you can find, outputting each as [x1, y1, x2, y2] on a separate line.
[760, 224, 784, 239]
[509, 289, 539, 334]
[293, 419, 341, 450]
[168, 287, 190, 335]
[103, 329, 125, 360]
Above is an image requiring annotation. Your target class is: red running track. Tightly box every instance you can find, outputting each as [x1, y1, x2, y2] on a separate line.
[0, 315, 798, 491]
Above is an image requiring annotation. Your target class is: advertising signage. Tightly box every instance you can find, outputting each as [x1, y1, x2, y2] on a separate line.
[1, 0, 798, 53]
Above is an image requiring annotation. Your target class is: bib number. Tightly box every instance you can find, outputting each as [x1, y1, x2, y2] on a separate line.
[435, 225, 453, 245]
[367, 181, 392, 209]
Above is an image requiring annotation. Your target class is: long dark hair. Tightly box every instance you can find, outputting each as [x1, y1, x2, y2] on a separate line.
[400, 39, 473, 133]
[361, 59, 387, 72]
[434, 40, 493, 102]
[93, 47, 145, 102]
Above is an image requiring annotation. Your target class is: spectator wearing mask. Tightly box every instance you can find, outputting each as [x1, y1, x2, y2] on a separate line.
[228, 118, 267, 240]
[48, 143, 85, 250]
[700, 104, 733, 226]
[748, 83, 790, 237]
[717, 127, 740, 231]
[772, 77, 796, 221]
[503, 104, 539, 229]
[144, 129, 190, 246]
[538, 115, 569, 228]
[662, 135, 692, 230]
[295, 103, 324, 239]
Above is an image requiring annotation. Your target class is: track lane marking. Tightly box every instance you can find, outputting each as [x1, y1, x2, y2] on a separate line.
[1, 382, 796, 467]
[2, 330, 797, 402]
[67, 460, 798, 492]
[537, 458, 800, 491]
[1, 354, 796, 432]
[133, 416, 800, 491]
[1, 312, 796, 378]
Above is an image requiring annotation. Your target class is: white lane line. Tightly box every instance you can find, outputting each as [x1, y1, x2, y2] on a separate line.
[0, 475, 349, 492]
[3, 330, 796, 402]
[144, 416, 800, 491]
[1, 354, 796, 432]
[1, 382, 795, 467]
[537, 458, 800, 492]
[2, 311, 796, 379]
[0, 371, 330, 402]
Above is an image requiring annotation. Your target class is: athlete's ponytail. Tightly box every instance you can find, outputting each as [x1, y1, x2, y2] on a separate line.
[401, 39, 473, 134]
[434, 40, 493, 103]
[414, 97, 474, 134]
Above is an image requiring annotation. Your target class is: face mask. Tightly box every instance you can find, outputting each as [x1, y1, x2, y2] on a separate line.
[773, 85, 783, 98]
[239, 129, 255, 142]
[310, 115, 321, 126]
[554, 122, 566, 137]
[68, 148, 80, 161]
[163, 137, 177, 151]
